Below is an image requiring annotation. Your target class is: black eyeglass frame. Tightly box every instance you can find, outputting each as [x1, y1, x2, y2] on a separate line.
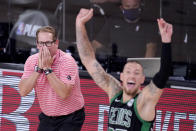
[36, 40, 56, 47]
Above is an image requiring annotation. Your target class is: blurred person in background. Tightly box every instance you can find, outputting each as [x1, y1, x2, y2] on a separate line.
[91, 0, 160, 58]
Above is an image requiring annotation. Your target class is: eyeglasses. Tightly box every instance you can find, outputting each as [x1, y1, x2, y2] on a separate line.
[37, 40, 56, 47]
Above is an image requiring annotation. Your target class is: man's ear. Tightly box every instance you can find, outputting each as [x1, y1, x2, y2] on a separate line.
[55, 39, 59, 46]
[120, 72, 124, 82]
[37, 44, 41, 50]
[141, 75, 145, 84]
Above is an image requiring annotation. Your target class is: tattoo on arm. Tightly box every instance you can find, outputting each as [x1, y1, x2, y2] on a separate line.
[77, 27, 95, 60]
[90, 62, 122, 95]
[79, 39, 93, 58]
[148, 81, 159, 95]
[144, 81, 163, 101]
[109, 76, 122, 97]
[91, 62, 110, 88]
[76, 25, 121, 96]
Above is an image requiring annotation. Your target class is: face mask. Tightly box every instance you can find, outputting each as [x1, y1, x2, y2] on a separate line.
[122, 8, 141, 22]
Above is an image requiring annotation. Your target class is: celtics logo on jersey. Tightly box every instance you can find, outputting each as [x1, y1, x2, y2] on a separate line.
[109, 107, 132, 128]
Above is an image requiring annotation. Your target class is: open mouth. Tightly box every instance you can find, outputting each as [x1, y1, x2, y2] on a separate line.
[127, 82, 135, 85]
[127, 82, 135, 88]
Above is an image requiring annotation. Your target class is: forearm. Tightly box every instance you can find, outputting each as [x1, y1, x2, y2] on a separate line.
[19, 72, 40, 96]
[153, 42, 171, 89]
[46, 73, 72, 99]
[76, 24, 96, 66]
[76, 23, 122, 97]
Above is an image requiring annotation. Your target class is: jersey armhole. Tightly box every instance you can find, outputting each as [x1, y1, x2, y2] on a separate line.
[134, 97, 153, 130]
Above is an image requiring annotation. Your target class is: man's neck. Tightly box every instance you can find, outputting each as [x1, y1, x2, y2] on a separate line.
[122, 90, 141, 103]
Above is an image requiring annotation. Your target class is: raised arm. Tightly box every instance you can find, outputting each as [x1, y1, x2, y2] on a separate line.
[76, 8, 122, 99]
[137, 18, 173, 121]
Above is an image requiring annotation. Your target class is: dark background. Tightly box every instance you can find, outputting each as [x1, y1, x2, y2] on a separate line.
[0, 0, 196, 80]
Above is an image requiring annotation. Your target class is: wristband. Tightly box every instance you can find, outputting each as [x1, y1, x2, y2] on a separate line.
[34, 65, 43, 73]
[44, 68, 53, 75]
[152, 43, 171, 89]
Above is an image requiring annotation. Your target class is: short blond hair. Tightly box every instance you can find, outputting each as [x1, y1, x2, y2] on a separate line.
[123, 60, 144, 74]
[36, 26, 57, 41]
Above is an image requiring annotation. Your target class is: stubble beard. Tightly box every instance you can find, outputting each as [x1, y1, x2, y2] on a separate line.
[124, 86, 138, 96]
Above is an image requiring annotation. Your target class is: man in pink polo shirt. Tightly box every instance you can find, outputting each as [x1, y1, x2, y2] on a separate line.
[19, 26, 85, 131]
